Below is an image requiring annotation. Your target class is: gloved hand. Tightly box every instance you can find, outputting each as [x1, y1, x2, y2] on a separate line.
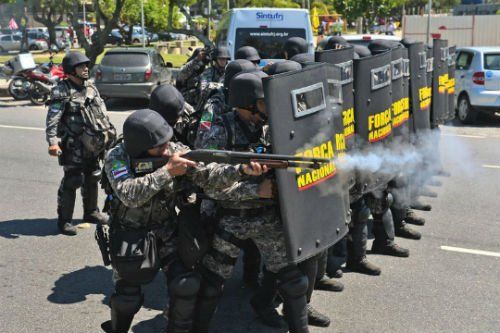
[48, 144, 62, 157]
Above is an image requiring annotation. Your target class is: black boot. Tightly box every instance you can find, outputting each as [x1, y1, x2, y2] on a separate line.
[278, 268, 310, 333]
[104, 284, 143, 333]
[242, 239, 261, 288]
[395, 224, 421, 240]
[58, 220, 77, 236]
[83, 210, 109, 224]
[420, 187, 438, 198]
[250, 269, 287, 329]
[306, 304, 331, 327]
[57, 173, 78, 235]
[411, 200, 432, 211]
[329, 268, 343, 279]
[347, 200, 380, 275]
[392, 207, 422, 240]
[346, 256, 381, 275]
[314, 276, 344, 292]
[372, 240, 410, 257]
[405, 209, 426, 226]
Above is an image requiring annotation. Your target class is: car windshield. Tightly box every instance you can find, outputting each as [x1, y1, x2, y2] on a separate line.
[484, 53, 500, 70]
[235, 28, 306, 59]
[101, 52, 149, 67]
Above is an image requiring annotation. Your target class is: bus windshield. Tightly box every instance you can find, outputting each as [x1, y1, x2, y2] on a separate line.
[235, 28, 306, 59]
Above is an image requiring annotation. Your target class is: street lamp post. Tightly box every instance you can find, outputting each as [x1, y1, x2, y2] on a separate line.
[426, 0, 432, 45]
[141, 0, 145, 47]
[207, 0, 211, 41]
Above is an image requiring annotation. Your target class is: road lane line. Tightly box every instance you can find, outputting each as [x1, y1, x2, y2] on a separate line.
[0, 124, 44, 131]
[482, 164, 500, 169]
[441, 133, 486, 139]
[441, 246, 500, 258]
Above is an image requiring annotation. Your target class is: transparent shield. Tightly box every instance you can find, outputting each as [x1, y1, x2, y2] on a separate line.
[391, 58, 403, 80]
[291, 82, 326, 118]
[371, 64, 391, 90]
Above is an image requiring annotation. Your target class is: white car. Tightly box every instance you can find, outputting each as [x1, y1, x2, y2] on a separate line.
[455, 47, 500, 124]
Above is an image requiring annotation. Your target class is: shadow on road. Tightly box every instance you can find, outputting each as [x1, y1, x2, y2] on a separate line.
[132, 314, 165, 333]
[0, 218, 59, 238]
[48, 265, 167, 311]
[105, 98, 149, 112]
[447, 114, 500, 128]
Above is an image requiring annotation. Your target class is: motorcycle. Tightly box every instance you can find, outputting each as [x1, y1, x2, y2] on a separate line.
[6, 46, 66, 105]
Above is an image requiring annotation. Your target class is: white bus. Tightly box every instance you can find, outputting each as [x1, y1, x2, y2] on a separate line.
[215, 8, 314, 62]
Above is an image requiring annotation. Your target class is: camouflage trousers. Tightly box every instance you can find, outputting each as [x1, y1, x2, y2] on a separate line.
[202, 209, 289, 280]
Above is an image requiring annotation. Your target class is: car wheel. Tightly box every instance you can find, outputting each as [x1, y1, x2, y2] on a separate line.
[457, 94, 477, 124]
[133, 39, 140, 44]
[29, 45, 38, 50]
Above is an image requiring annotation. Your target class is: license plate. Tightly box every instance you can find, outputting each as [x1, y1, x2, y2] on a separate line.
[113, 73, 131, 81]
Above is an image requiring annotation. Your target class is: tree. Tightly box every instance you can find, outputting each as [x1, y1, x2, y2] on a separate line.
[70, 0, 125, 68]
[31, 0, 70, 47]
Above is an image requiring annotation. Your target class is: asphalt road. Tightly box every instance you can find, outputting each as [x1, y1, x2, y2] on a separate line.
[1, 98, 499, 333]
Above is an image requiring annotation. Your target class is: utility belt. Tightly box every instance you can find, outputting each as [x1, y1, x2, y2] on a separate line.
[219, 206, 275, 218]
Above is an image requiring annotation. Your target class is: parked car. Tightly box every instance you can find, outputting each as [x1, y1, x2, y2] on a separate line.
[455, 47, 500, 124]
[27, 31, 49, 50]
[91, 29, 125, 45]
[94, 48, 171, 100]
[0, 34, 21, 53]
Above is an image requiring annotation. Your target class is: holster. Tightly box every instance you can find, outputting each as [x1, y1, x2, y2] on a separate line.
[95, 224, 111, 266]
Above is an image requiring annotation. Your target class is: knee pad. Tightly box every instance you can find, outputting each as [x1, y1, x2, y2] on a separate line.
[168, 272, 201, 298]
[111, 283, 143, 316]
[278, 267, 308, 298]
[63, 173, 83, 190]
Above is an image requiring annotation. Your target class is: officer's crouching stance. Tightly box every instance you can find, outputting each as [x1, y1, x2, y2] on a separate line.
[101, 109, 264, 333]
[46, 51, 115, 235]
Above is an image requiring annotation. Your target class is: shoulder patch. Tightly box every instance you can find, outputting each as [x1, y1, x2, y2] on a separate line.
[111, 160, 129, 179]
[49, 101, 63, 113]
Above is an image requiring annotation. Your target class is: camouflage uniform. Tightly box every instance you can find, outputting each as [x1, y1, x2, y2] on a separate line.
[200, 112, 288, 279]
[197, 66, 224, 110]
[103, 141, 245, 332]
[177, 58, 205, 106]
[46, 79, 114, 228]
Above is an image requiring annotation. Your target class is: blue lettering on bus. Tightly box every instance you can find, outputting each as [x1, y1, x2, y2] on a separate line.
[256, 12, 284, 21]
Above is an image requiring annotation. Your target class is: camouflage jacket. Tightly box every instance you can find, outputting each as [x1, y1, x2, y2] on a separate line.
[104, 142, 244, 229]
[200, 112, 274, 209]
[177, 58, 205, 91]
[45, 79, 102, 146]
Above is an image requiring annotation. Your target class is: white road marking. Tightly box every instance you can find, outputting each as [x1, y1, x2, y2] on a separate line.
[441, 133, 486, 139]
[441, 246, 500, 258]
[482, 164, 500, 169]
[0, 124, 44, 131]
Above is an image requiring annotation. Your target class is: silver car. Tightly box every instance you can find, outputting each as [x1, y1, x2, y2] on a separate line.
[95, 48, 171, 100]
[455, 47, 500, 124]
[0, 34, 21, 53]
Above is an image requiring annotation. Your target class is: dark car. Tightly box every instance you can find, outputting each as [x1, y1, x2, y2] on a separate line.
[95, 47, 172, 100]
[91, 29, 124, 45]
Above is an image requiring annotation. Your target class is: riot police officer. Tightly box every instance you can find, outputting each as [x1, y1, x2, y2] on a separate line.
[46, 51, 114, 235]
[101, 109, 262, 333]
[235, 46, 261, 67]
[198, 46, 231, 104]
[284, 37, 308, 59]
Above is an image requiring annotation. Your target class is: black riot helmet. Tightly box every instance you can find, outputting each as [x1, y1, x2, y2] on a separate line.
[265, 60, 302, 75]
[149, 84, 185, 126]
[211, 46, 231, 60]
[223, 59, 257, 89]
[235, 46, 261, 63]
[289, 53, 315, 68]
[123, 109, 174, 158]
[368, 39, 401, 55]
[324, 36, 349, 50]
[352, 44, 372, 58]
[62, 51, 90, 75]
[284, 37, 309, 59]
[228, 72, 268, 109]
